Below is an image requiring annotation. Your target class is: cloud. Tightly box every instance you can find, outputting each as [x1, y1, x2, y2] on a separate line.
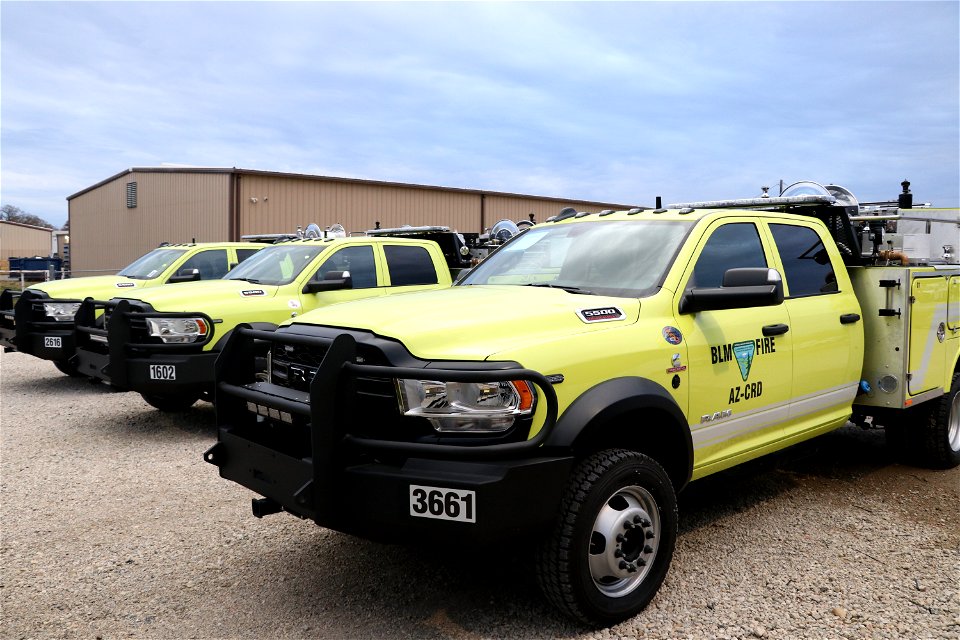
[1, 1, 957, 226]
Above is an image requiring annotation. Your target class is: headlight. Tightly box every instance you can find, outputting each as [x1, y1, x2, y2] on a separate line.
[396, 379, 535, 433]
[145, 317, 209, 344]
[43, 302, 81, 321]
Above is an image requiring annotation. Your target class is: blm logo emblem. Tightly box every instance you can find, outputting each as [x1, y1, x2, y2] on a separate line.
[732, 340, 755, 381]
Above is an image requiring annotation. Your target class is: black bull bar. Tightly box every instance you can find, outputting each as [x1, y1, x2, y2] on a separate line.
[205, 325, 559, 516]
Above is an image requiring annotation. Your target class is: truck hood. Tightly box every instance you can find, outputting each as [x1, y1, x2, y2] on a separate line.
[115, 279, 279, 312]
[28, 275, 149, 300]
[287, 285, 640, 360]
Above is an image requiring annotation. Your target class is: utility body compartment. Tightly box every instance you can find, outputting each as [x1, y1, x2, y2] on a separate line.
[850, 265, 960, 409]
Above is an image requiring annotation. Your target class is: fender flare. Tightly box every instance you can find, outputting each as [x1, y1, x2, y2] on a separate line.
[544, 376, 693, 490]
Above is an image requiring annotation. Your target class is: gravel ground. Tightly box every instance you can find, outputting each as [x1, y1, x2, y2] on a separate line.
[1, 350, 958, 640]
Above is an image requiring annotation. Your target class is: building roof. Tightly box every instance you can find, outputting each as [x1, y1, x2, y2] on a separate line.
[0, 220, 55, 232]
[66, 167, 638, 209]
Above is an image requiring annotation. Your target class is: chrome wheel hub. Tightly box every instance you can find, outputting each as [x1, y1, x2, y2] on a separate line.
[588, 485, 660, 598]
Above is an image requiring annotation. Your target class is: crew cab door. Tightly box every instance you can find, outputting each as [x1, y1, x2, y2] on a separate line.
[299, 244, 385, 313]
[674, 220, 794, 474]
[766, 222, 862, 434]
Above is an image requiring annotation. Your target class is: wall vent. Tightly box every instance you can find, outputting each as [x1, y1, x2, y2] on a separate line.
[126, 182, 137, 208]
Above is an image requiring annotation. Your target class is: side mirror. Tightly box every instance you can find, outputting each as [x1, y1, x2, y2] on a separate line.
[168, 268, 201, 283]
[679, 268, 783, 314]
[302, 270, 352, 294]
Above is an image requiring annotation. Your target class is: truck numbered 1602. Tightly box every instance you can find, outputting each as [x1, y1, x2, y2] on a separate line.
[72, 226, 475, 411]
[204, 181, 959, 626]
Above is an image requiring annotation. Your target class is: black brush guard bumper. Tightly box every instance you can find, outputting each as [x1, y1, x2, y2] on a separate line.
[1, 289, 79, 360]
[74, 298, 214, 391]
[205, 326, 573, 544]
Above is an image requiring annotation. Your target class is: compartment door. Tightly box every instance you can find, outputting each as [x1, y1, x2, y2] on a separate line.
[908, 275, 948, 396]
[948, 275, 960, 334]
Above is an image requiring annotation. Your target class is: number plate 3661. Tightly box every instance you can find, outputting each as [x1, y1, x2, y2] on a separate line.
[409, 485, 476, 523]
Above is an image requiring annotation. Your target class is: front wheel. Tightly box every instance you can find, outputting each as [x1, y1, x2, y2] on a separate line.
[919, 372, 960, 469]
[140, 392, 200, 412]
[536, 449, 678, 627]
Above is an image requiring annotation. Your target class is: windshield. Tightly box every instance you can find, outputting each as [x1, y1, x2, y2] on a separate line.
[225, 244, 326, 286]
[117, 249, 188, 280]
[460, 220, 692, 298]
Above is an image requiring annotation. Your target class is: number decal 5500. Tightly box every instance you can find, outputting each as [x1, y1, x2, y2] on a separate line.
[409, 485, 476, 523]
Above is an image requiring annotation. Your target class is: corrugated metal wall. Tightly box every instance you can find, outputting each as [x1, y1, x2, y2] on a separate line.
[0, 222, 53, 261]
[68, 168, 636, 272]
[236, 175, 634, 236]
[69, 172, 230, 273]
[236, 175, 480, 236]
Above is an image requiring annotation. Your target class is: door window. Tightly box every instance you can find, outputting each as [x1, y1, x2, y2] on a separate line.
[690, 223, 767, 289]
[178, 249, 229, 280]
[235, 248, 261, 264]
[769, 224, 837, 296]
[313, 245, 377, 289]
[384, 245, 438, 286]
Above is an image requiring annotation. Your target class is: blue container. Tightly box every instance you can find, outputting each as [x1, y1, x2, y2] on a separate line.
[8, 256, 63, 277]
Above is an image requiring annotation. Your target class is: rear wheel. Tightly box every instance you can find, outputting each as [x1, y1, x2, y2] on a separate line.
[140, 392, 200, 412]
[918, 372, 960, 469]
[53, 359, 84, 378]
[536, 449, 677, 627]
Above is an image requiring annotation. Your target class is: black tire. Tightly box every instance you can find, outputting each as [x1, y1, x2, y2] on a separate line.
[53, 359, 84, 378]
[918, 372, 960, 469]
[536, 449, 678, 627]
[140, 392, 200, 412]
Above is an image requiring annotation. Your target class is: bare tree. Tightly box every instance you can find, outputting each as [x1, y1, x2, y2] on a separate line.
[1, 205, 54, 229]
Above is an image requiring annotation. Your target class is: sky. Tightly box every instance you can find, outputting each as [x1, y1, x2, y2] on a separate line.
[1, 1, 958, 228]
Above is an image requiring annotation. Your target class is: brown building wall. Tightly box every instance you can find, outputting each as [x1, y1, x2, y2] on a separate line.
[69, 171, 230, 273]
[236, 175, 634, 237]
[68, 168, 638, 272]
[0, 221, 53, 262]
[236, 175, 480, 236]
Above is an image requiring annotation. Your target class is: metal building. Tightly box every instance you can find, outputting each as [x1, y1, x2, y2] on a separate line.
[0, 221, 54, 264]
[66, 168, 637, 274]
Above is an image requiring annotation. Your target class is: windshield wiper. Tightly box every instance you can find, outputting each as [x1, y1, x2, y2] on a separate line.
[524, 282, 595, 295]
[232, 277, 261, 284]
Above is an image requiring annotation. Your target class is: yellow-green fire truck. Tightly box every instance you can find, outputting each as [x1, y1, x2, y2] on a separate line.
[72, 230, 472, 411]
[0, 242, 266, 376]
[204, 181, 959, 626]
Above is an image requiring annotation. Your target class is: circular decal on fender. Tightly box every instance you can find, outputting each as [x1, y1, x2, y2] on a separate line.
[288, 299, 301, 309]
[662, 326, 683, 345]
